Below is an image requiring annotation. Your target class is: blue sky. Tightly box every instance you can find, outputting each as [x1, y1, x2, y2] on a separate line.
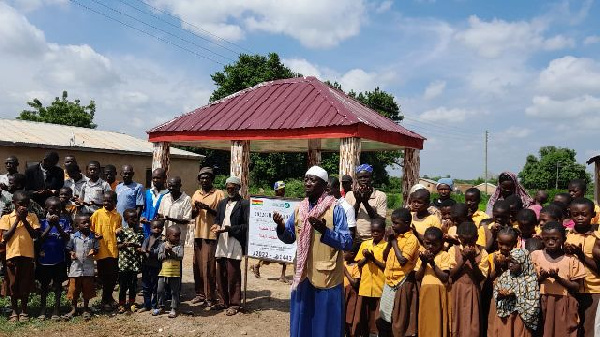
[1, 0, 599, 180]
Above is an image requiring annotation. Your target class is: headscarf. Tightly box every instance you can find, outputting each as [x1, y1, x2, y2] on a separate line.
[436, 178, 454, 190]
[493, 248, 540, 331]
[355, 164, 373, 174]
[292, 169, 337, 290]
[274, 181, 285, 191]
[485, 171, 533, 215]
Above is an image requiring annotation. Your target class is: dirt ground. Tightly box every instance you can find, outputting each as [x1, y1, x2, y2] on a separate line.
[4, 249, 292, 337]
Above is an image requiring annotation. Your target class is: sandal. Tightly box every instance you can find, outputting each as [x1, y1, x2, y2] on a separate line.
[168, 310, 177, 318]
[225, 307, 238, 316]
[19, 313, 29, 322]
[62, 312, 75, 320]
[209, 303, 227, 311]
[191, 296, 205, 305]
[82, 312, 91, 321]
[8, 314, 18, 323]
[50, 315, 61, 321]
[37, 314, 47, 321]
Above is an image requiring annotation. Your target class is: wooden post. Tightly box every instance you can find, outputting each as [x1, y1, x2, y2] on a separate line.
[307, 139, 322, 167]
[231, 140, 250, 198]
[152, 142, 170, 174]
[339, 137, 361, 182]
[595, 161, 600, 204]
[402, 148, 420, 204]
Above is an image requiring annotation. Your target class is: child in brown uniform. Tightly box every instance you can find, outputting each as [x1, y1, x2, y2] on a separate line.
[416, 226, 450, 337]
[448, 221, 489, 337]
[564, 197, 600, 337]
[531, 221, 585, 337]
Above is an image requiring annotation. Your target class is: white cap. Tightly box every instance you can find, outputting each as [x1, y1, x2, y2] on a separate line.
[409, 183, 426, 194]
[305, 166, 328, 182]
[225, 176, 242, 186]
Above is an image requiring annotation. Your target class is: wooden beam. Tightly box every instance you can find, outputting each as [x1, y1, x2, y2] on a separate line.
[595, 161, 600, 204]
[307, 138, 322, 167]
[151, 142, 170, 174]
[231, 140, 250, 198]
[402, 148, 420, 204]
[339, 137, 361, 182]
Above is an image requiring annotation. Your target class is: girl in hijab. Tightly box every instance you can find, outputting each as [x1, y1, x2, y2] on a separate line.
[486, 172, 534, 216]
[491, 248, 540, 337]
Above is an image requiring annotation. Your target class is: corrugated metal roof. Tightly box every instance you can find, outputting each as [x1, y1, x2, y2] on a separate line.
[0, 119, 201, 159]
[149, 76, 425, 145]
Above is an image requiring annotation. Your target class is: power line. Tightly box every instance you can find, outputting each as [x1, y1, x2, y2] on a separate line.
[89, 0, 234, 62]
[401, 122, 472, 141]
[130, 0, 253, 54]
[117, 0, 243, 56]
[401, 118, 474, 138]
[68, 0, 227, 66]
[403, 115, 473, 134]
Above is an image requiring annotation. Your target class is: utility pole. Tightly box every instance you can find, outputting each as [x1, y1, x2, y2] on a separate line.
[485, 130, 489, 196]
[555, 162, 561, 189]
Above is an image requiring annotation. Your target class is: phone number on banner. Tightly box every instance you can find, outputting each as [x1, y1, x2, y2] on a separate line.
[251, 250, 294, 262]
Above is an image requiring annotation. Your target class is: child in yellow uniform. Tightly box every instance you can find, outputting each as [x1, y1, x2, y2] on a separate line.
[377, 208, 419, 337]
[531, 221, 585, 337]
[449, 221, 490, 337]
[91, 190, 122, 311]
[344, 248, 361, 337]
[564, 197, 600, 337]
[466, 188, 490, 226]
[410, 189, 441, 244]
[568, 179, 600, 224]
[355, 218, 387, 336]
[416, 227, 450, 337]
[446, 204, 488, 250]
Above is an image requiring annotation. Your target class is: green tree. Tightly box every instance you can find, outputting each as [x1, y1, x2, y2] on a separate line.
[519, 146, 590, 189]
[18, 91, 96, 128]
[210, 53, 300, 102]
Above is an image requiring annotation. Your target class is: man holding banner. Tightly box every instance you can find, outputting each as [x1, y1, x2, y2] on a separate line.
[274, 166, 353, 337]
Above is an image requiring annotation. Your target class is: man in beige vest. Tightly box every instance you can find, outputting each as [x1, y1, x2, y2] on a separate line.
[274, 166, 352, 337]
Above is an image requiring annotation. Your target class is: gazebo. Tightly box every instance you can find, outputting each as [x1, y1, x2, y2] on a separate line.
[147, 76, 425, 201]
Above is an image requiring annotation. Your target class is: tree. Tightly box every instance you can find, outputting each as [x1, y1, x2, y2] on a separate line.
[18, 91, 96, 129]
[519, 146, 590, 190]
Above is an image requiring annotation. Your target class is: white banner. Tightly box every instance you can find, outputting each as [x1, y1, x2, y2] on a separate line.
[247, 196, 300, 263]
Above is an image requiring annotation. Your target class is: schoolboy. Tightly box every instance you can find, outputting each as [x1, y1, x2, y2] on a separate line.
[91, 190, 122, 311]
[36, 196, 72, 320]
[568, 179, 600, 224]
[564, 197, 600, 336]
[155, 225, 184, 318]
[410, 189, 442, 243]
[80, 160, 111, 214]
[65, 213, 99, 320]
[139, 219, 165, 312]
[117, 208, 145, 313]
[0, 190, 40, 322]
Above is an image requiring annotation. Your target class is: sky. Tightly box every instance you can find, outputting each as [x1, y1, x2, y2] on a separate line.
[1, 0, 599, 180]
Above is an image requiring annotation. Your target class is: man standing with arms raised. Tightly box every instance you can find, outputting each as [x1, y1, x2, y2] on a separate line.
[191, 167, 225, 308]
[274, 166, 352, 337]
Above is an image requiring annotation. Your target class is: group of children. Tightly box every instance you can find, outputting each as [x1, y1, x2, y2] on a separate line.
[0, 183, 184, 322]
[343, 181, 600, 337]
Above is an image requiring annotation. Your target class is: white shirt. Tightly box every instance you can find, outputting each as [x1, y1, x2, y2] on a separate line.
[338, 197, 357, 228]
[0, 174, 8, 187]
[215, 200, 243, 260]
[64, 175, 88, 198]
[158, 191, 193, 229]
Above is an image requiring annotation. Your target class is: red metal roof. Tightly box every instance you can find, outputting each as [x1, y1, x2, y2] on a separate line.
[148, 76, 425, 151]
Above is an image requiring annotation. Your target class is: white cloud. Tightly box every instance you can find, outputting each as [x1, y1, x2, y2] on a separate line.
[283, 58, 325, 78]
[584, 35, 600, 45]
[537, 56, 600, 99]
[497, 126, 532, 139]
[423, 80, 446, 100]
[151, 0, 366, 48]
[525, 95, 600, 119]
[454, 15, 573, 58]
[419, 106, 478, 123]
[375, 1, 393, 13]
[0, 3, 213, 136]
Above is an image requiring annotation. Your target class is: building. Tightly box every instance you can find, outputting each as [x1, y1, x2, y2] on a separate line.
[418, 177, 438, 193]
[474, 182, 497, 195]
[587, 154, 600, 203]
[0, 119, 203, 196]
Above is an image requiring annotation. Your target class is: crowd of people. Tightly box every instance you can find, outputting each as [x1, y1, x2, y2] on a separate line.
[276, 165, 600, 337]
[0, 151, 248, 322]
[1, 150, 600, 337]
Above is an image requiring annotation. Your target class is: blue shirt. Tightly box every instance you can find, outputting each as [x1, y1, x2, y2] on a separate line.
[116, 182, 145, 228]
[141, 188, 167, 238]
[66, 232, 100, 277]
[38, 218, 73, 265]
[277, 202, 352, 251]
